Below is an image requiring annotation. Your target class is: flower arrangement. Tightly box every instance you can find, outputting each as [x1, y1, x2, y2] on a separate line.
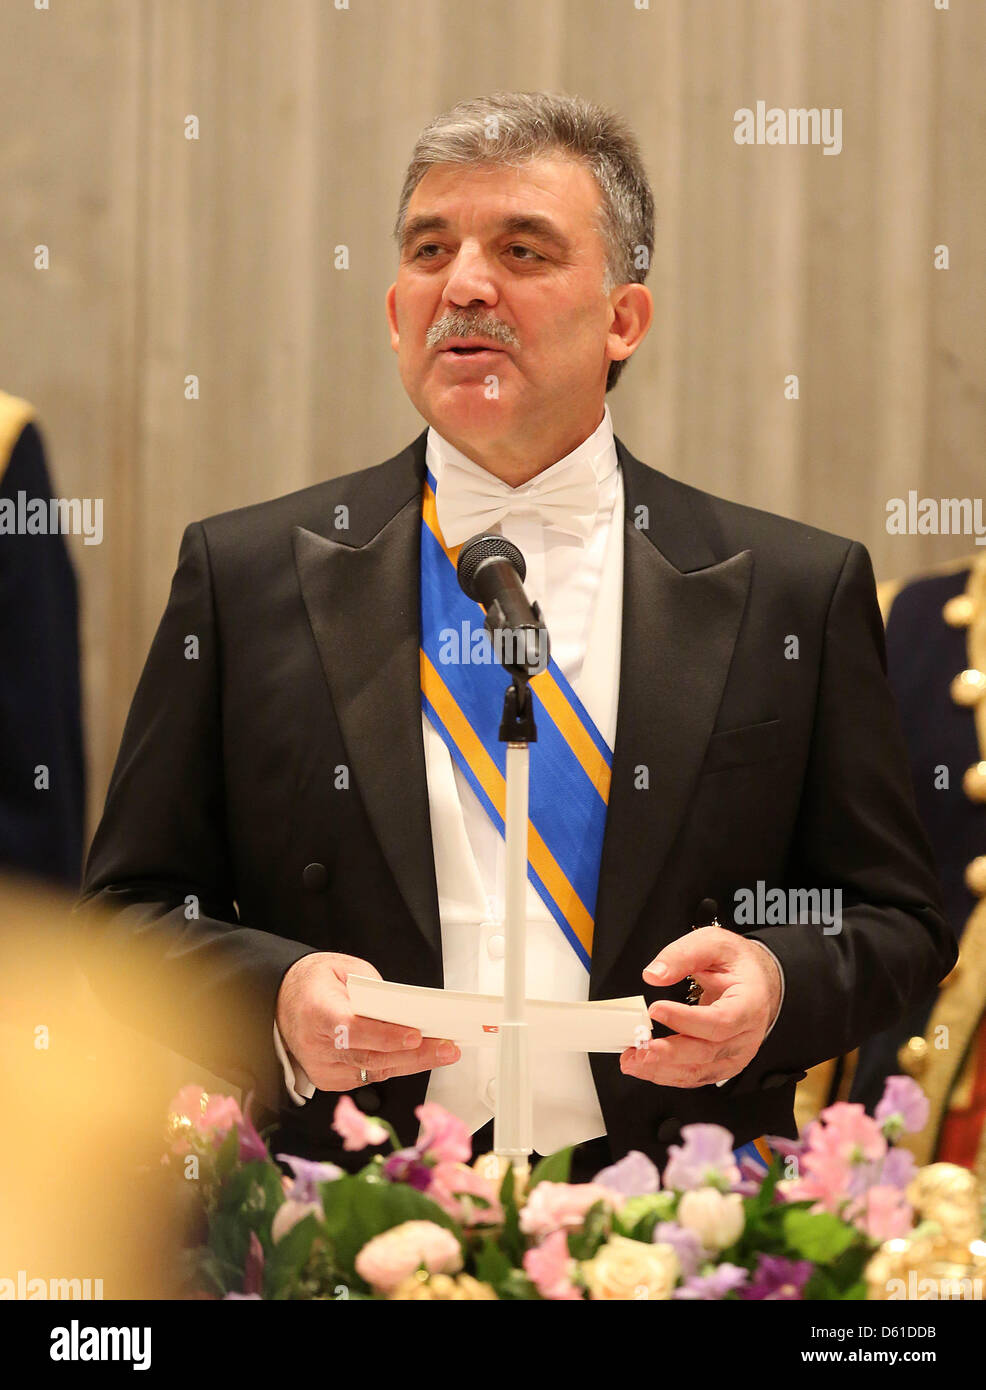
[162, 1076, 983, 1300]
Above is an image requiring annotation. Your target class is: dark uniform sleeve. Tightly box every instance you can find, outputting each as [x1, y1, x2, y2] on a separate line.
[0, 418, 85, 887]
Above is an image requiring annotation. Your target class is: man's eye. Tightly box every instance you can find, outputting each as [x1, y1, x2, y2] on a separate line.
[413, 244, 444, 259]
[507, 245, 542, 261]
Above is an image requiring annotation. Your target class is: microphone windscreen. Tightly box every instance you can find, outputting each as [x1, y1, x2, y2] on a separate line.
[456, 532, 526, 602]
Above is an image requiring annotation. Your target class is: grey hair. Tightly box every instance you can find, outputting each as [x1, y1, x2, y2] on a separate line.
[393, 91, 654, 391]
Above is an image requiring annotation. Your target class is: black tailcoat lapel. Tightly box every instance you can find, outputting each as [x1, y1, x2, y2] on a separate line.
[292, 435, 442, 961]
[589, 441, 753, 991]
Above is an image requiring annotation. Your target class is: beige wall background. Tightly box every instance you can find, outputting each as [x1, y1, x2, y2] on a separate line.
[0, 0, 983, 837]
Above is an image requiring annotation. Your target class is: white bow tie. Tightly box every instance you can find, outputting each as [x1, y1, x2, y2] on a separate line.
[434, 452, 600, 547]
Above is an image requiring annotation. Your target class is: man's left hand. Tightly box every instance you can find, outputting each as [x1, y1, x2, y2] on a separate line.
[620, 927, 782, 1088]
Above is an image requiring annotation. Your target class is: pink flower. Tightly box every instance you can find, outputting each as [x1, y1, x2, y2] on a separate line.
[169, 1084, 208, 1123]
[523, 1229, 583, 1300]
[236, 1110, 269, 1163]
[354, 1220, 463, 1294]
[332, 1095, 389, 1151]
[427, 1162, 504, 1226]
[519, 1181, 624, 1240]
[415, 1102, 472, 1164]
[200, 1094, 243, 1141]
[811, 1103, 886, 1165]
[781, 1149, 854, 1214]
[780, 1103, 890, 1213]
[847, 1185, 913, 1242]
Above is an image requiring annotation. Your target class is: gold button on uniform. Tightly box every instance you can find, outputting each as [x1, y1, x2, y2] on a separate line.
[950, 669, 986, 707]
[965, 856, 986, 897]
[899, 1035, 928, 1077]
[942, 595, 976, 628]
[962, 761, 986, 803]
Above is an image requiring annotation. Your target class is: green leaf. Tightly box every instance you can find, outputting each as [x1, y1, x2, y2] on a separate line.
[746, 1156, 783, 1217]
[613, 1192, 677, 1241]
[497, 1165, 525, 1267]
[838, 1279, 868, 1301]
[567, 1200, 610, 1262]
[187, 1246, 240, 1299]
[263, 1213, 321, 1299]
[529, 1146, 573, 1188]
[825, 1241, 872, 1297]
[216, 1161, 284, 1249]
[474, 1236, 513, 1289]
[496, 1269, 541, 1300]
[208, 1208, 251, 1276]
[213, 1125, 240, 1182]
[781, 1207, 857, 1264]
[317, 1177, 464, 1286]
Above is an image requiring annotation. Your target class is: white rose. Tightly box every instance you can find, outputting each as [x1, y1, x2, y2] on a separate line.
[676, 1187, 745, 1251]
[581, 1235, 679, 1301]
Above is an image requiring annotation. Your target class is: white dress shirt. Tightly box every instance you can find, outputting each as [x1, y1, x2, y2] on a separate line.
[274, 404, 784, 1145]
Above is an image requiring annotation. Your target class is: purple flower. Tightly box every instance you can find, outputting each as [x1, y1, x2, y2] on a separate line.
[674, 1263, 749, 1300]
[763, 1131, 807, 1159]
[879, 1145, 917, 1190]
[383, 1148, 433, 1191]
[594, 1149, 661, 1196]
[653, 1222, 703, 1279]
[663, 1124, 740, 1192]
[875, 1076, 929, 1137]
[237, 1114, 270, 1164]
[276, 1153, 344, 1203]
[846, 1159, 881, 1202]
[741, 1253, 813, 1301]
[845, 1143, 918, 1203]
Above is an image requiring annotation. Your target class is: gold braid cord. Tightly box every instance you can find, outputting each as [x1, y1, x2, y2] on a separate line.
[795, 556, 986, 1140]
[897, 555, 986, 1169]
[0, 391, 36, 484]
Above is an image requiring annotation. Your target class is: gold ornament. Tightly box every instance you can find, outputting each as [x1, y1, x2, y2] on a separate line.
[951, 670, 986, 708]
[866, 1233, 986, 1300]
[943, 595, 976, 628]
[962, 761, 986, 803]
[166, 1088, 210, 1142]
[964, 857, 986, 898]
[866, 1165, 986, 1300]
[898, 1035, 929, 1077]
[389, 1270, 497, 1300]
[166, 1112, 192, 1137]
[908, 1163, 983, 1244]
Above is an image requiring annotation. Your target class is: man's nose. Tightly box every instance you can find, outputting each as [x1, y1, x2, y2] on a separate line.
[441, 243, 498, 309]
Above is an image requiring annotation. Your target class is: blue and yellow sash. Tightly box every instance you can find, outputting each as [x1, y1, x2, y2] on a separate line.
[419, 469, 612, 972]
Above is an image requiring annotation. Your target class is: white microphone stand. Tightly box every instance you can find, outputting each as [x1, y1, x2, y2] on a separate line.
[495, 737, 533, 1172]
[492, 672, 538, 1175]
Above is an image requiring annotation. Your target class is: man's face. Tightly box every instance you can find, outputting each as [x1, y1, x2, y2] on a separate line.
[386, 155, 631, 471]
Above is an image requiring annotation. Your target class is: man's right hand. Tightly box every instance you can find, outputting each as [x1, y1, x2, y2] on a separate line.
[275, 952, 460, 1092]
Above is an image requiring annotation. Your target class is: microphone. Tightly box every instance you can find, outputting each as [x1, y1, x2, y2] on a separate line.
[456, 533, 549, 678]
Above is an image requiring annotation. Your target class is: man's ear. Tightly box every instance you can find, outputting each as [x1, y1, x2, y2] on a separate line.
[607, 282, 654, 367]
[385, 283, 400, 351]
